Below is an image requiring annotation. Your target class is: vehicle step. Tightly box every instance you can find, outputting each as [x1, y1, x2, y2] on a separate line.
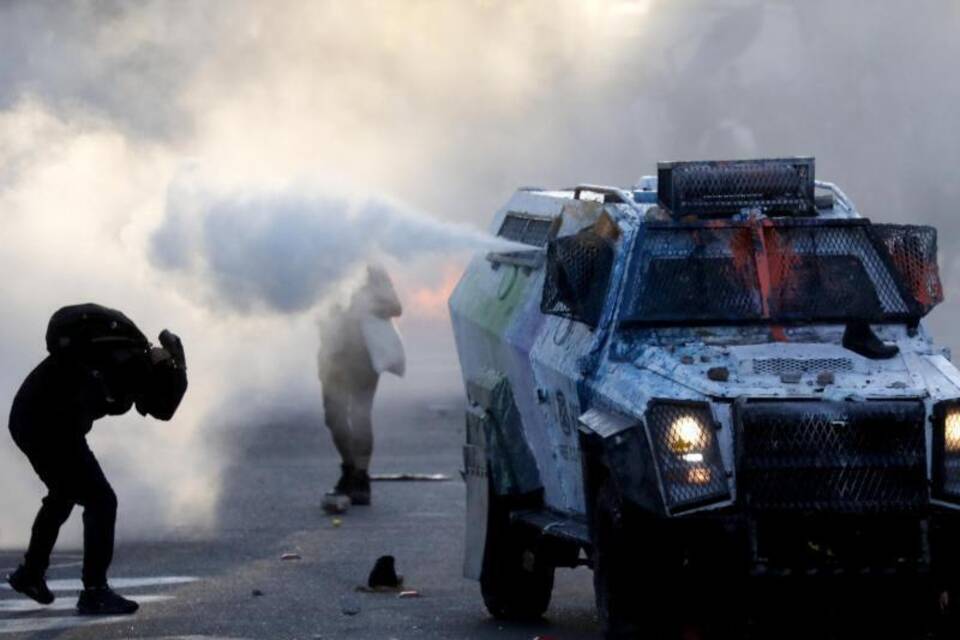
[512, 509, 591, 546]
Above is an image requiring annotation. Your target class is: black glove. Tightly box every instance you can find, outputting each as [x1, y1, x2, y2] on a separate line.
[135, 330, 188, 421]
[158, 329, 187, 369]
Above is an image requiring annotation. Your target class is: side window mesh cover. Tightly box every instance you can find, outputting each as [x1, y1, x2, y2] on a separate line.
[497, 213, 555, 247]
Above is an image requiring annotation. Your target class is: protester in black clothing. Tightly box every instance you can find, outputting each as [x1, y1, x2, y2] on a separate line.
[5, 304, 187, 616]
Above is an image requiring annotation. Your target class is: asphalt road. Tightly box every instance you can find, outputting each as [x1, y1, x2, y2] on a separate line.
[0, 374, 952, 639]
[0, 376, 601, 640]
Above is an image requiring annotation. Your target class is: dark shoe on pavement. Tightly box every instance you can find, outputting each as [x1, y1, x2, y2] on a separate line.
[76, 587, 139, 615]
[6, 566, 54, 605]
[350, 469, 371, 506]
[323, 463, 356, 513]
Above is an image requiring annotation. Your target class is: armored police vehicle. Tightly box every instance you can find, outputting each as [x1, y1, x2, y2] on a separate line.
[449, 158, 959, 637]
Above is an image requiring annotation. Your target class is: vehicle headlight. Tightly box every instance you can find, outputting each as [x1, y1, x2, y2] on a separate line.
[934, 401, 960, 501]
[668, 415, 707, 455]
[945, 408, 960, 453]
[646, 402, 730, 512]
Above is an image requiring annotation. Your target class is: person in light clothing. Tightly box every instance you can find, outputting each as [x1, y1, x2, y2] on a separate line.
[318, 264, 404, 508]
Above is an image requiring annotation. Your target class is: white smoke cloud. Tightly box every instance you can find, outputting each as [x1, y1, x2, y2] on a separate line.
[149, 174, 512, 314]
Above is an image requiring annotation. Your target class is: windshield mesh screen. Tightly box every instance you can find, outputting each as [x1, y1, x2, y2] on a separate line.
[621, 220, 941, 325]
[869, 224, 943, 316]
[765, 225, 903, 319]
[629, 226, 763, 322]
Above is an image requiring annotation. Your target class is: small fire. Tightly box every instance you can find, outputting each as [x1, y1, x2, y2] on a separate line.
[405, 263, 462, 320]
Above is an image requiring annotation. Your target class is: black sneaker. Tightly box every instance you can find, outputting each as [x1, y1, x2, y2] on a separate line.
[6, 566, 54, 605]
[76, 587, 139, 615]
[350, 470, 371, 506]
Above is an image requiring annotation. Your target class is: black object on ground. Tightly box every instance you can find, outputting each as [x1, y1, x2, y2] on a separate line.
[367, 555, 402, 589]
[369, 473, 451, 482]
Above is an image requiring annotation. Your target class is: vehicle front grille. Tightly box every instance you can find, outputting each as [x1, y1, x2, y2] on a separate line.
[737, 400, 927, 513]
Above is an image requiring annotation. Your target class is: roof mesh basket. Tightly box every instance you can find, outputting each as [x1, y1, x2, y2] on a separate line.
[658, 157, 816, 218]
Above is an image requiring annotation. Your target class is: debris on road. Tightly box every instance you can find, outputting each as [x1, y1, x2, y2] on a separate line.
[251, 589, 264, 597]
[427, 403, 456, 417]
[368, 555, 402, 589]
[281, 553, 301, 561]
[331, 517, 343, 528]
[369, 473, 451, 482]
[340, 596, 361, 616]
[397, 590, 420, 599]
[322, 493, 351, 514]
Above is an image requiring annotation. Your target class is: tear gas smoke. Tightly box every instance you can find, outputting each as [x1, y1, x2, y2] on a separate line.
[150, 176, 517, 314]
[2, 0, 960, 548]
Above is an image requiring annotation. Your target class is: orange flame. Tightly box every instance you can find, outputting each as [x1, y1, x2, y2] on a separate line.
[406, 264, 462, 320]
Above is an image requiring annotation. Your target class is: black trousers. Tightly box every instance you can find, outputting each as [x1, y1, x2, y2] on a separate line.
[10, 430, 116, 588]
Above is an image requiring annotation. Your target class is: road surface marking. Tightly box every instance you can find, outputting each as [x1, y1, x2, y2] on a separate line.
[0, 575, 201, 635]
[1, 576, 198, 591]
[1, 555, 82, 574]
[0, 594, 173, 613]
[0, 615, 126, 634]
[126, 637, 252, 640]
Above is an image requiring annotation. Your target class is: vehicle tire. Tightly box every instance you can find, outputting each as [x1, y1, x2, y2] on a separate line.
[591, 478, 680, 640]
[479, 485, 554, 621]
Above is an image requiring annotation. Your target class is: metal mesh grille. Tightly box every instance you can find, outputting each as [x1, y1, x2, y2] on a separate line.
[625, 226, 762, 322]
[646, 402, 729, 511]
[738, 401, 927, 513]
[541, 228, 613, 327]
[752, 358, 853, 376]
[869, 224, 943, 316]
[763, 224, 908, 318]
[621, 221, 942, 325]
[497, 212, 554, 247]
[658, 158, 815, 218]
[753, 517, 927, 573]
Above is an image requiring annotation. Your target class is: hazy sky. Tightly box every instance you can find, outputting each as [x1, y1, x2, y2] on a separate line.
[1, 0, 958, 544]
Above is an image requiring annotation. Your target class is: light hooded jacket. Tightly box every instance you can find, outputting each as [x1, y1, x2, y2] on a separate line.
[318, 270, 404, 382]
